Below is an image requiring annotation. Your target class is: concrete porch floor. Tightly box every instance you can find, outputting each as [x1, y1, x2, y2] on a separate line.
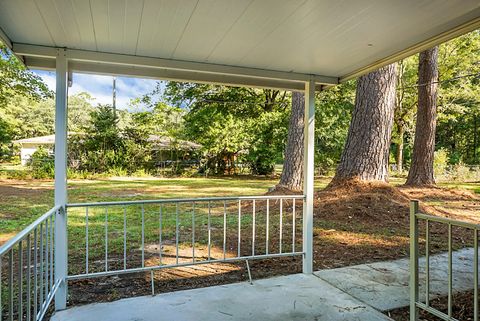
[51, 273, 392, 321]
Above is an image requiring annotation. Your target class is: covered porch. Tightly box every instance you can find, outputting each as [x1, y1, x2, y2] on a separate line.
[0, 1, 480, 320]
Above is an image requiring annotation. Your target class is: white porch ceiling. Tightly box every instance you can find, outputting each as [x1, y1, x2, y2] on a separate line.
[0, 0, 479, 90]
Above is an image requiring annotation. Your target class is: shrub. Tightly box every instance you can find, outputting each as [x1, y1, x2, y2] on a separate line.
[29, 147, 55, 179]
[434, 148, 449, 178]
[450, 163, 472, 181]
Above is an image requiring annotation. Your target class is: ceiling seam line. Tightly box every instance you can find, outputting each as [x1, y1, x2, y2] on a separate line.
[69, 0, 84, 46]
[133, 0, 145, 56]
[88, 0, 98, 51]
[171, 0, 200, 58]
[238, 0, 308, 65]
[33, 0, 56, 47]
[205, 0, 255, 61]
[51, 0, 69, 46]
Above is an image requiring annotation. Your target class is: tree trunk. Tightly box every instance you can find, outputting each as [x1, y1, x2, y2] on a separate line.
[396, 126, 405, 173]
[276, 91, 304, 191]
[406, 46, 439, 186]
[331, 63, 397, 184]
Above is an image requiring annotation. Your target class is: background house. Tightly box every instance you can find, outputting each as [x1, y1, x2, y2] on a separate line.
[14, 133, 202, 167]
[13, 134, 55, 165]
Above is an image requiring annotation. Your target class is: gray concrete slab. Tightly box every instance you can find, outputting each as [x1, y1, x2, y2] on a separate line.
[315, 248, 476, 311]
[51, 274, 393, 321]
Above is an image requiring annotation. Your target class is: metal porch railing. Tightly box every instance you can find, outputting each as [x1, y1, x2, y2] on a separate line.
[66, 195, 304, 281]
[0, 206, 62, 321]
[410, 200, 479, 321]
[1, 194, 304, 320]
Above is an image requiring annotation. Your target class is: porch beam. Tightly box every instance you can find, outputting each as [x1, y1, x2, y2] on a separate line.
[54, 48, 68, 310]
[12, 43, 338, 88]
[302, 78, 315, 274]
[24, 56, 326, 92]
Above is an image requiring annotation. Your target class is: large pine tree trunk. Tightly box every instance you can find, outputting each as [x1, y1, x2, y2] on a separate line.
[276, 91, 304, 191]
[406, 46, 439, 186]
[331, 64, 397, 184]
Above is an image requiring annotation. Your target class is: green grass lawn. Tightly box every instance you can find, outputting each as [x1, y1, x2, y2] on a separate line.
[0, 176, 328, 234]
[2, 174, 479, 237]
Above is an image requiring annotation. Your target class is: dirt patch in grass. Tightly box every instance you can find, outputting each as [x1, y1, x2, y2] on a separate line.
[67, 181, 480, 308]
[0, 179, 52, 197]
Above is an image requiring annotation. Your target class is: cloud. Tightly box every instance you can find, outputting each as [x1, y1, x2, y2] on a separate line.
[33, 70, 160, 110]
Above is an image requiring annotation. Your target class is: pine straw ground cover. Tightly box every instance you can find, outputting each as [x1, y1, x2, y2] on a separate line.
[0, 176, 479, 317]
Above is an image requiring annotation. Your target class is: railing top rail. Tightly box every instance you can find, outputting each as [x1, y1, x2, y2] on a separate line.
[0, 204, 61, 255]
[416, 212, 480, 230]
[67, 194, 305, 208]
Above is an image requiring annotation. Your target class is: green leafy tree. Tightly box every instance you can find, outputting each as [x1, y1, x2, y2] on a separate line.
[163, 82, 289, 175]
[77, 105, 123, 173]
[436, 30, 480, 164]
[0, 42, 52, 158]
[315, 81, 355, 173]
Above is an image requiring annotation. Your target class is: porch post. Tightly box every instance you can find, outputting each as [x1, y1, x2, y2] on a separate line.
[302, 78, 315, 274]
[54, 48, 68, 310]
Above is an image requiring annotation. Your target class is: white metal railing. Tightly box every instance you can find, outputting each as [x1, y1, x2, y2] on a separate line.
[66, 195, 305, 287]
[410, 200, 479, 321]
[0, 205, 62, 321]
[0, 194, 304, 320]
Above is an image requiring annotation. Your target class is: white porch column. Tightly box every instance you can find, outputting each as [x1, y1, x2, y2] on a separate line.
[54, 48, 68, 310]
[302, 78, 315, 274]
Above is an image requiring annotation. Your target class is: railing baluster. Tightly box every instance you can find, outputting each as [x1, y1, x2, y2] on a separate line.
[292, 198, 296, 253]
[192, 202, 195, 263]
[176, 203, 179, 265]
[9, 250, 13, 321]
[105, 207, 108, 272]
[208, 202, 211, 261]
[123, 207, 127, 270]
[425, 220, 430, 307]
[266, 199, 269, 255]
[85, 207, 89, 274]
[26, 235, 31, 321]
[33, 228, 37, 320]
[238, 200, 241, 258]
[223, 201, 227, 260]
[49, 216, 53, 290]
[279, 198, 283, 254]
[448, 223, 453, 318]
[252, 200, 256, 256]
[474, 228, 478, 321]
[44, 218, 48, 299]
[18, 241, 23, 321]
[39, 223, 44, 310]
[159, 205, 162, 266]
[141, 204, 145, 268]
[0, 255, 2, 320]
[409, 200, 419, 321]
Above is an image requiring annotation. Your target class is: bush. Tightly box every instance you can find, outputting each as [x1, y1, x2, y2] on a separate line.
[434, 148, 449, 178]
[29, 147, 54, 179]
[446, 163, 480, 182]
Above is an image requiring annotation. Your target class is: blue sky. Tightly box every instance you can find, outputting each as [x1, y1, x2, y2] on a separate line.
[34, 70, 161, 110]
